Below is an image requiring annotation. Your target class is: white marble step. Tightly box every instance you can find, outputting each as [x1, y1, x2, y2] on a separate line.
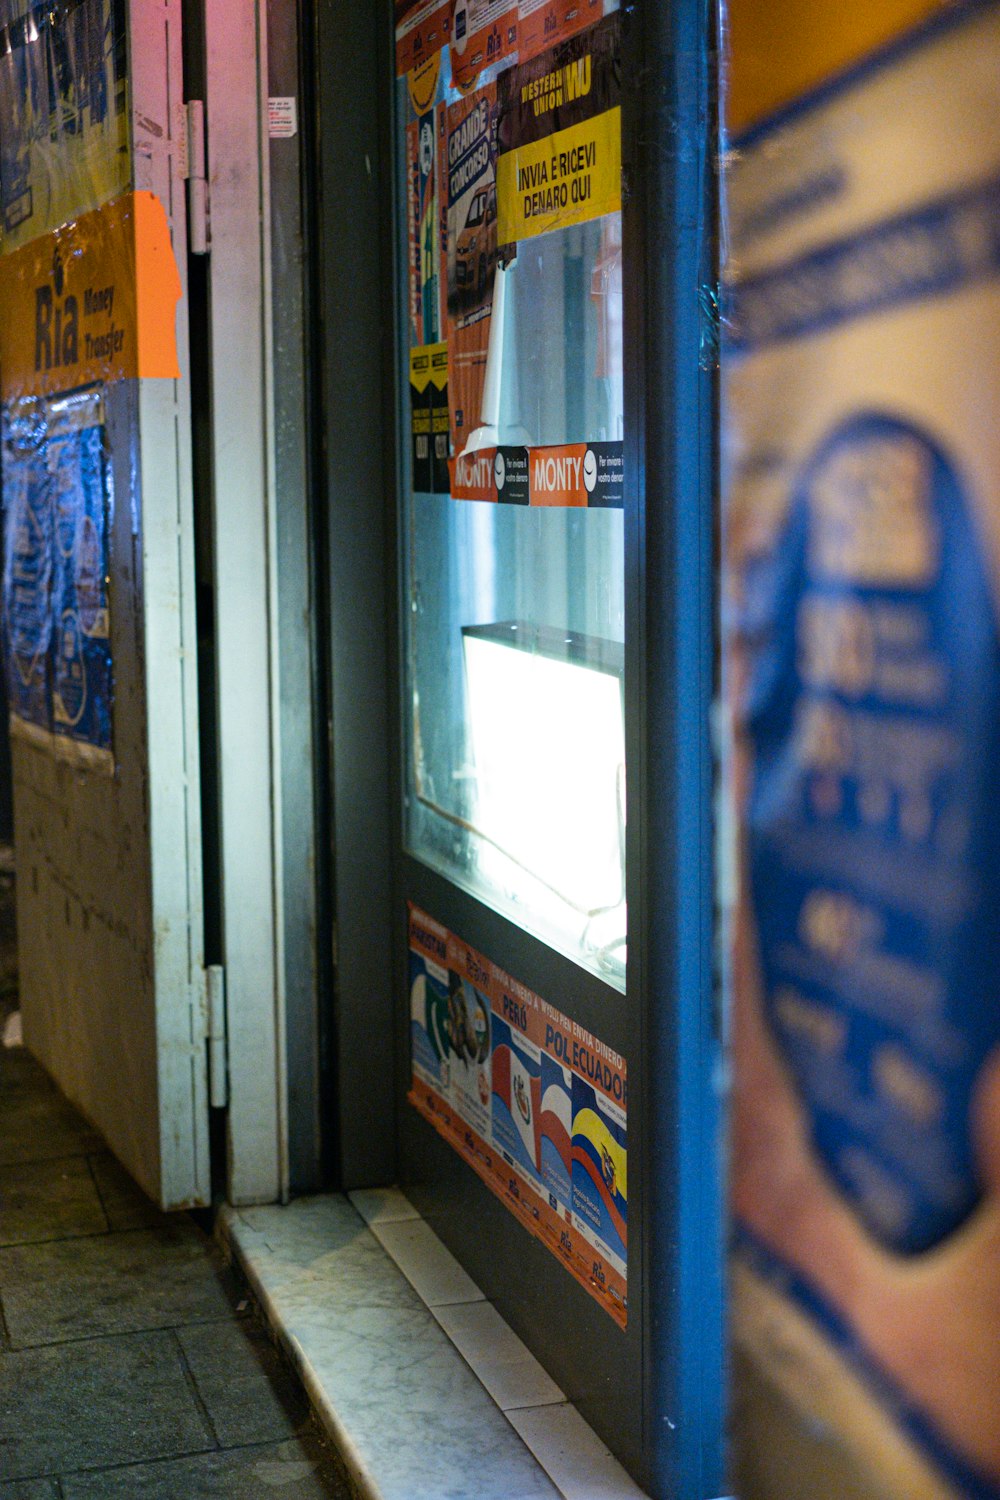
[218, 1191, 650, 1500]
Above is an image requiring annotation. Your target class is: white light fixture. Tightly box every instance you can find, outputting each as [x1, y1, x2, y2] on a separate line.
[462, 622, 625, 923]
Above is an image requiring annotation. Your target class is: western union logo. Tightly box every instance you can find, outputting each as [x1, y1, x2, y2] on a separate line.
[520, 53, 591, 118]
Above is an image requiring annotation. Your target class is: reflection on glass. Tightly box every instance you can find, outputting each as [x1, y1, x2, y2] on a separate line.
[492, 216, 623, 452]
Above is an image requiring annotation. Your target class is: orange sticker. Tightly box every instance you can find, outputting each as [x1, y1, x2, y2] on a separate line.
[134, 190, 183, 381]
[0, 190, 180, 403]
[450, 445, 498, 499]
[396, 0, 452, 75]
[518, 0, 611, 65]
[450, 1, 518, 91]
[528, 442, 589, 505]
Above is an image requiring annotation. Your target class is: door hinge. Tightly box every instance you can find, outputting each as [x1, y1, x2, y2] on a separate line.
[186, 100, 210, 254]
[206, 963, 228, 1107]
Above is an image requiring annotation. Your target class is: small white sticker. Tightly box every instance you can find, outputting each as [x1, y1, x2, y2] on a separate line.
[267, 97, 298, 138]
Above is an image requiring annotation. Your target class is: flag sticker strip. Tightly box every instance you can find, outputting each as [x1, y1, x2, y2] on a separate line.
[408, 902, 628, 1327]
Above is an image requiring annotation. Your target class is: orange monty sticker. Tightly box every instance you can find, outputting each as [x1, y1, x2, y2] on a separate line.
[529, 442, 590, 505]
[0, 190, 181, 403]
[450, 445, 498, 500]
[449, 440, 624, 506]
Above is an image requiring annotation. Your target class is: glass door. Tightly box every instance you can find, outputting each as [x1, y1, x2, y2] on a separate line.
[391, 1, 642, 1473]
[403, 207, 627, 985]
[387, 5, 724, 1495]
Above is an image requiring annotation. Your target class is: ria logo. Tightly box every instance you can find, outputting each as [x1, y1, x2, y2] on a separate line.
[35, 243, 78, 372]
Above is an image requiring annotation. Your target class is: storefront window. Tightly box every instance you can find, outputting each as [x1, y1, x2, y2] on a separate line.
[397, 13, 626, 986]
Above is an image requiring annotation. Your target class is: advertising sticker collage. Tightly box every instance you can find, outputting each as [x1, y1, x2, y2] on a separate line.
[399, 0, 629, 1324]
[400, 0, 624, 509]
[409, 905, 628, 1326]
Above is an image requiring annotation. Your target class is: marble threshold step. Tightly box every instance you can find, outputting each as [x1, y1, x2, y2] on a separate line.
[218, 1187, 650, 1500]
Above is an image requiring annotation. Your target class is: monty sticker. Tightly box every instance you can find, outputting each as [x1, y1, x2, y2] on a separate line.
[450, 439, 624, 506]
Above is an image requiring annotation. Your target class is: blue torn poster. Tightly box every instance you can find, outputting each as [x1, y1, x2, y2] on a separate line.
[2, 387, 112, 758]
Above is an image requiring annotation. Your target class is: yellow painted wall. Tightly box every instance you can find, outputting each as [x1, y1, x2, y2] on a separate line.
[726, 0, 949, 134]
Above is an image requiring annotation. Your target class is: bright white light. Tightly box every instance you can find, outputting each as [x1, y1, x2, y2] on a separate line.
[462, 628, 625, 919]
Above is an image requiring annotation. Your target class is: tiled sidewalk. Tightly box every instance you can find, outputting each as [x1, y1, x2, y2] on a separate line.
[0, 1044, 352, 1498]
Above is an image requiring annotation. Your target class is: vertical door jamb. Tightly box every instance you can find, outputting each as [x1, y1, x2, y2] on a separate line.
[130, 0, 211, 1208]
[202, 0, 286, 1203]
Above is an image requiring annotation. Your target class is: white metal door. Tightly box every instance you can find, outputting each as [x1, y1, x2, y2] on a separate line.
[7, 0, 209, 1208]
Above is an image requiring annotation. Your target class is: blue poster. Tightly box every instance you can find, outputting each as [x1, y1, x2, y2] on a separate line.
[48, 398, 112, 752]
[409, 949, 451, 1094]
[3, 403, 53, 730]
[571, 1073, 627, 1267]
[490, 1014, 542, 1187]
[539, 1052, 572, 1211]
[745, 411, 1000, 1257]
[1, 388, 112, 759]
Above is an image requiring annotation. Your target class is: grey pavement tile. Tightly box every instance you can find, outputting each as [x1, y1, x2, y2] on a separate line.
[0, 1098, 102, 1168]
[0, 1052, 103, 1168]
[0, 1223, 240, 1348]
[0, 1156, 108, 1247]
[0, 1330, 212, 1480]
[59, 1436, 352, 1499]
[0, 1049, 51, 1099]
[175, 1320, 309, 1447]
[508, 1404, 650, 1499]
[0, 1482, 57, 1498]
[347, 1186, 420, 1226]
[87, 1152, 166, 1232]
[369, 1217, 484, 1307]
[221, 1199, 425, 1312]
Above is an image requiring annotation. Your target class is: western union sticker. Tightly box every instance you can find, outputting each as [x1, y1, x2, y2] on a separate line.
[497, 106, 620, 241]
[496, 11, 621, 243]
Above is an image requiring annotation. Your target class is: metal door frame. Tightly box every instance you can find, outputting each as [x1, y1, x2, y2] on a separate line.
[306, 0, 725, 1490]
[380, 3, 725, 1496]
[623, 2, 725, 1492]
